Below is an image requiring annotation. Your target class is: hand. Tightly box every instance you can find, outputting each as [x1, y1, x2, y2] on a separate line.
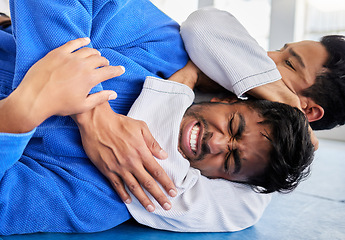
[72, 102, 177, 212]
[247, 79, 319, 150]
[247, 79, 301, 109]
[1, 38, 124, 133]
[14, 38, 124, 125]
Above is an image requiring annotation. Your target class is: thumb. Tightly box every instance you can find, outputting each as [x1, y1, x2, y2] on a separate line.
[84, 90, 117, 110]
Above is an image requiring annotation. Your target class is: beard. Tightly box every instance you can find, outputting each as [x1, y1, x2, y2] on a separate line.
[179, 102, 216, 162]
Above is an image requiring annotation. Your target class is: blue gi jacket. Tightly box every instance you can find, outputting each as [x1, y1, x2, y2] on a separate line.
[0, 0, 188, 235]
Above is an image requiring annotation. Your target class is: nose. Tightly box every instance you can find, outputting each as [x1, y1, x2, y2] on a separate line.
[267, 51, 279, 65]
[207, 131, 232, 155]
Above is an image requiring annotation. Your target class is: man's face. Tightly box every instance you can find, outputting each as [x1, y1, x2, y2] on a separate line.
[178, 101, 272, 183]
[268, 40, 329, 96]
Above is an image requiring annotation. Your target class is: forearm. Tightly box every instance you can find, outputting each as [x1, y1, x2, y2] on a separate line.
[0, 91, 43, 134]
[0, 93, 38, 177]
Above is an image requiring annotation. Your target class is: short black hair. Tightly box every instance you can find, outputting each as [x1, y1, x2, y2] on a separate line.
[0, 13, 11, 29]
[243, 100, 314, 193]
[302, 35, 345, 130]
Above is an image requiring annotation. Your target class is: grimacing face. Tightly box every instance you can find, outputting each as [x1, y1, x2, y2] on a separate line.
[268, 40, 329, 96]
[178, 101, 272, 183]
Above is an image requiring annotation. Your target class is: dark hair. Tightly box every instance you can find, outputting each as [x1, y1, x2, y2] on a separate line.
[0, 13, 11, 29]
[302, 35, 345, 130]
[242, 100, 314, 193]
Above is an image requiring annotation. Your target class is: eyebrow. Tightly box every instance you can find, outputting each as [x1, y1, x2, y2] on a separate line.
[232, 113, 245, 174]
[284, 43, 305, 68]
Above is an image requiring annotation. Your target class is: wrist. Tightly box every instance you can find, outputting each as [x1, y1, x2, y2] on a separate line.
[72, 101, 113, 128]
[0, 93, 40, 133]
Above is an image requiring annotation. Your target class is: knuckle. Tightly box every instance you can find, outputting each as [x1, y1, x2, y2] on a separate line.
[112, 179, 123, 188]
[122, 158, 136, 170]
[138, 120, 147, 128]
[52, 51, 66, 61]
[104, 162, 114, 172]
[155, 195, 167, 204]
[90, 48, 100, 55]
[143, 179, 154, 189]
[100, 55, 108, 63]
[128, 182, 139, 192]
[103, 162, 120, 175]
[152, 169, 163, 178]
[150, 140, 160, 150]
[72, 60, 86, 71]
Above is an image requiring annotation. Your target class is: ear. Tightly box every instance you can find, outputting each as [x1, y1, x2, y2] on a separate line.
[302, 100, 324, 122]
[210, 97, 222, 103]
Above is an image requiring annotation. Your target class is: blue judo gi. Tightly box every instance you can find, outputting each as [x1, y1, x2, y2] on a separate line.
[0, 0, 188, 235]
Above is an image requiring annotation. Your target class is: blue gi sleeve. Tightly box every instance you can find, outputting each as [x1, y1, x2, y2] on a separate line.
[9, 0, 130, 94]
[0, 128, 36, 179]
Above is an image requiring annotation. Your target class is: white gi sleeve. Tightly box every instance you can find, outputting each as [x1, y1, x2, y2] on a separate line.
[180, 8, 281, 98]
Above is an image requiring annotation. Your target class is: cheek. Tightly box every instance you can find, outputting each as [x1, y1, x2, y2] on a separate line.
[242, 149, 270, 176]
[277, 68, 293, 86]
[191, 155, 224, 178]
[240, 137, 270, 173]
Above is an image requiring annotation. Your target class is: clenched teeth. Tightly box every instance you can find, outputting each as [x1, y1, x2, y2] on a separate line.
[190, 124, 200, 153]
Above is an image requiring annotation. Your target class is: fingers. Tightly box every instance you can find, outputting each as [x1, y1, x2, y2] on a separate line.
[143, 158, 177, 198]
[132, 164, 173, 211]
[108, 173, 132, 204]
[76, 50, 126, 86]
[142, 124, 168, 160]
[121, 172, 158, 212]
[109, 160, 174, 212]
[72, 46, 102, 59]
[105, 165, 156, 212]
[57, 38, 126, 84]
[102, 150, 175, 212]
[84, 90, 117, 111]
[83, 53, 110, 69]
[92, 65, 126, 86]
[58, 37, 91, 53]
[141, 126, 177, 198]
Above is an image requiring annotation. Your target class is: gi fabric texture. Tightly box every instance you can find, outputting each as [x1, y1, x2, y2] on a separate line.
[0, 0, 187, 235]
[180, 8, 282, 98]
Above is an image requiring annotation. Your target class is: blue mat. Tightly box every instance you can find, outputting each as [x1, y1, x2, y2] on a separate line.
[2, 139, 345, 240]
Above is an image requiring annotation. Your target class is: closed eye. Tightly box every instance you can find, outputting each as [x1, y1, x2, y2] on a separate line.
[224, 113, 244, 174]
[228, 114, 235, 136]
[224, 115, 235, 173]
[224, 148, 231, 173]
[285, 60, 295, 70]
